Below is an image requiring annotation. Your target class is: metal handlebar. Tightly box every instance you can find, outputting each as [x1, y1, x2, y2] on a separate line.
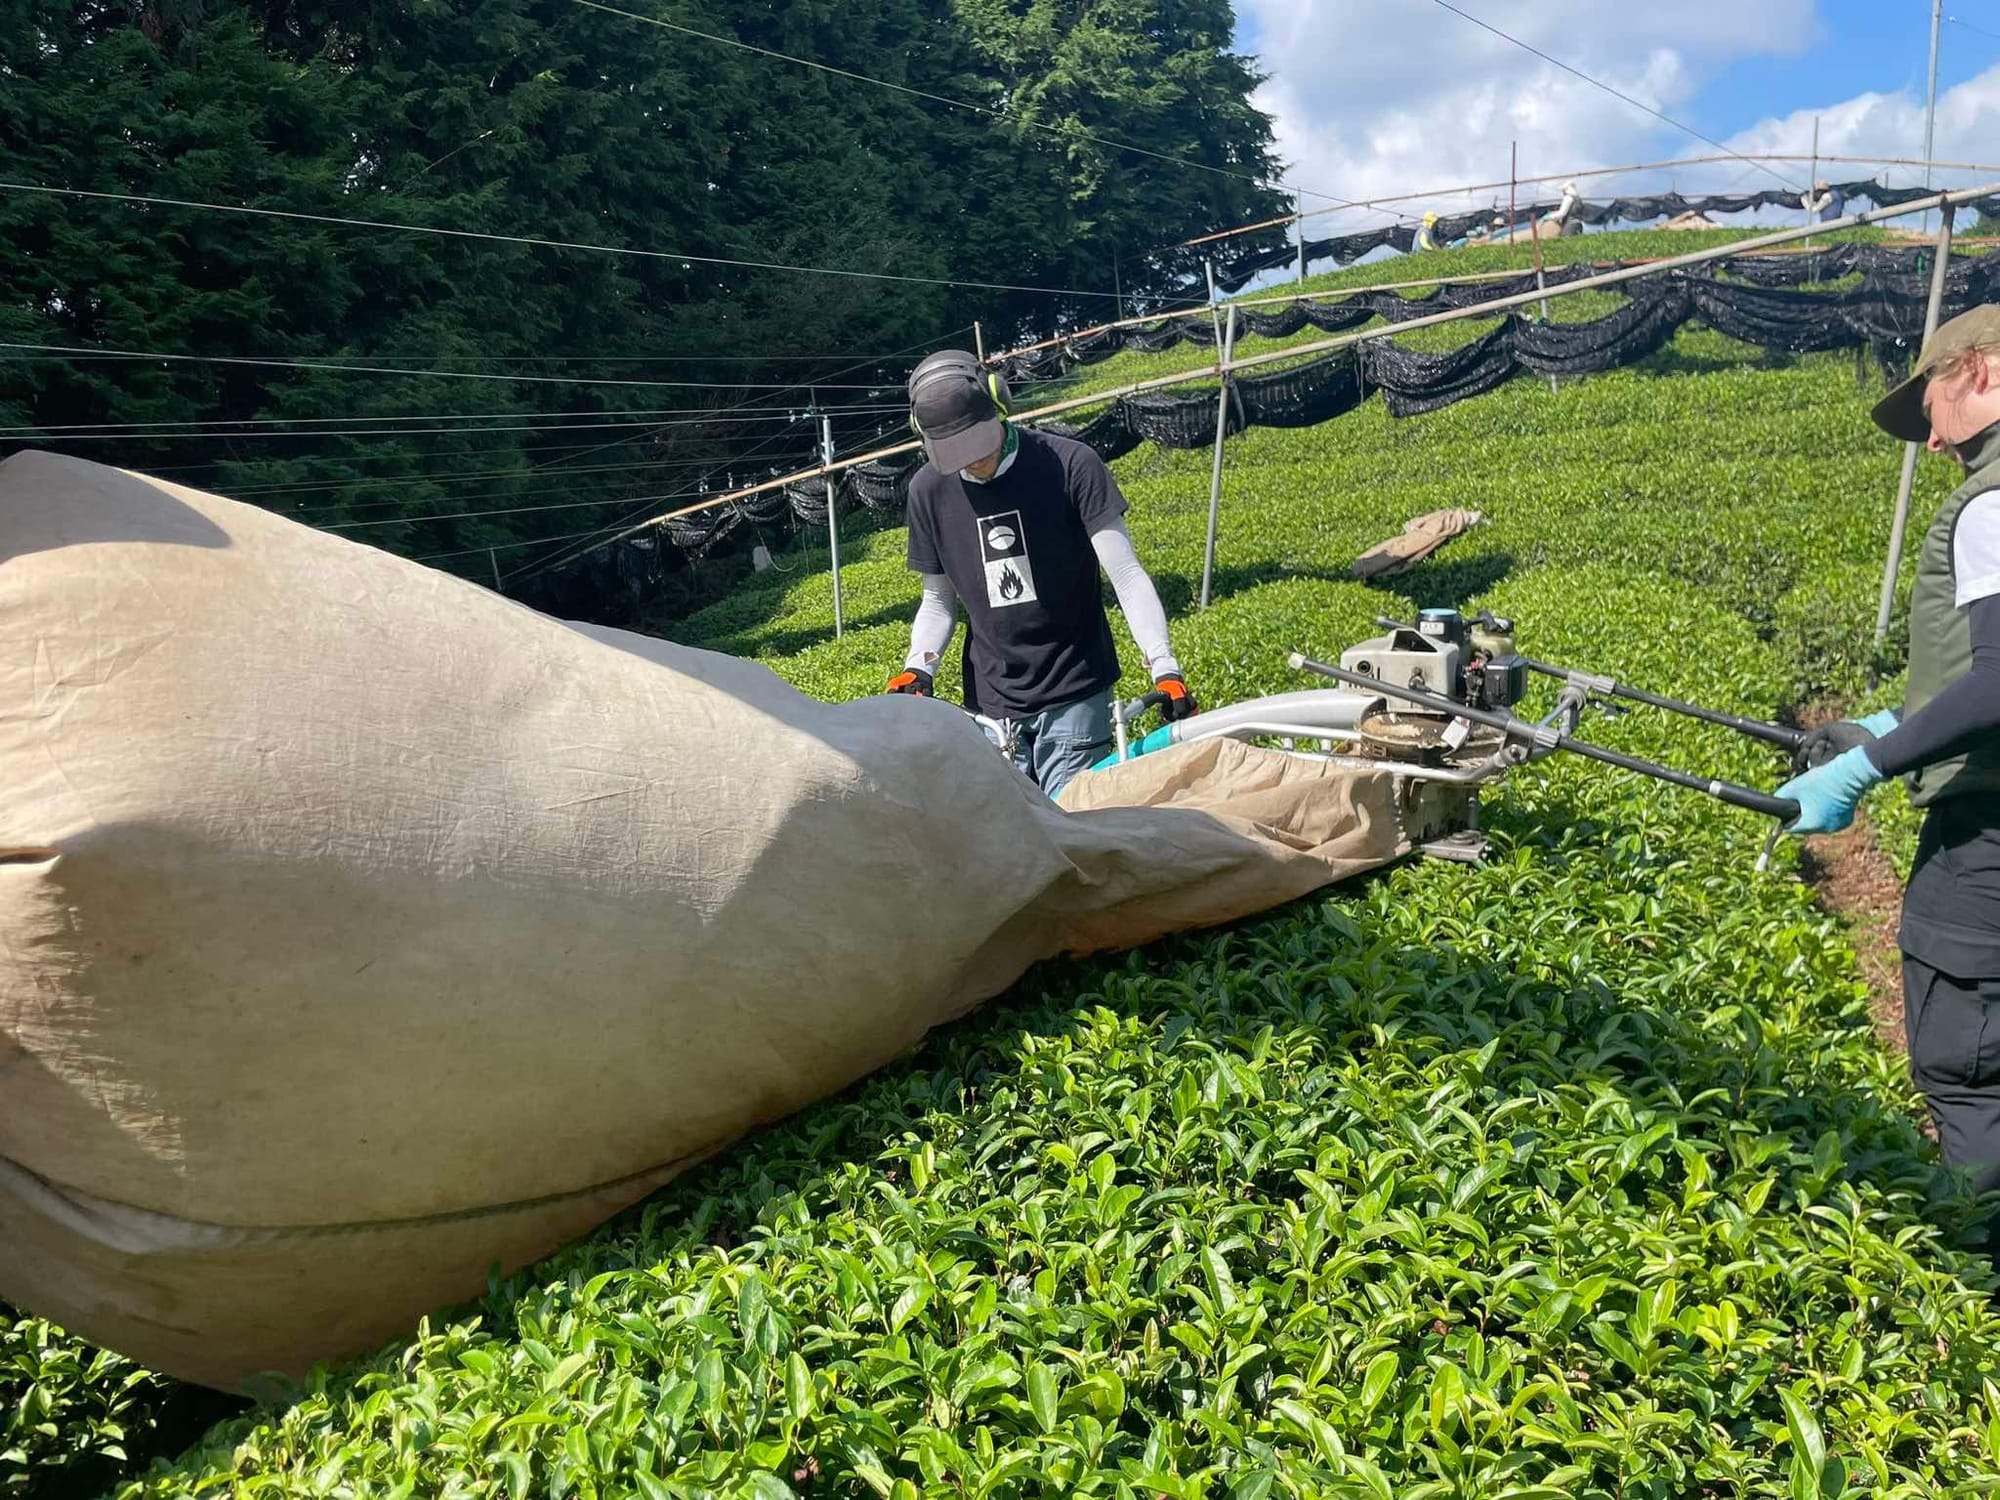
[1519, 656, 1805, 752]
[1111, 689, 1174, 763]
[1288, 652, 1801, 824]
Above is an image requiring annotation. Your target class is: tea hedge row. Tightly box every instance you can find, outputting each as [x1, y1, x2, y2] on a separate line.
[7, 234, 1986, 1499]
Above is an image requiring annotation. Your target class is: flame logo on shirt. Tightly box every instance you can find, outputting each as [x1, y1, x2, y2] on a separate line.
[979, 508, 1037, 608]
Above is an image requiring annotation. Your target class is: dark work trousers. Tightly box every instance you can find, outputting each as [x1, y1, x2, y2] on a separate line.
[1903, 955, 2000, 1238]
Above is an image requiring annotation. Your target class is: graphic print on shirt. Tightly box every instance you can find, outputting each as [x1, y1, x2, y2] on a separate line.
[977, 509, 1039, 608]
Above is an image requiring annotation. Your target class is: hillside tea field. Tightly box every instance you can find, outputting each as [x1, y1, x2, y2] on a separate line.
[9, 233, 2000, 1499]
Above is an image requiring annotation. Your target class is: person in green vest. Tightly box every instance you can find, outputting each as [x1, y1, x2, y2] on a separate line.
[1779, 303, 2000, 1226]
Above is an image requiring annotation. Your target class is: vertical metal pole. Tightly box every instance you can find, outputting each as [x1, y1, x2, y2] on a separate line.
[822, 414, 843, 639]
[973, 321, 985, 365]
[1529, 198, 1550, 317]
[489, 548, 502, 592]
[1807, 117, 1820, 231]
[1296, 194, 1307, 285]
[1874, 200, 1956, 649]
[1924, 0, 1943, 231]
[1113, 253, 1124, 320]
[1200, 305, 1238, 611]
[1524, 151, 1554, 390]
[1508, 141, 1517, 246]
[1204, 258, 1224, 349]
[1531, 230, 1555, 392]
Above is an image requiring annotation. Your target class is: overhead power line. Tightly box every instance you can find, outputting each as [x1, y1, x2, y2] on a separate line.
[9, 416, 786, 443]
[498, 323, 971, 584]
[0, 401, 796, 434]
[571, 0, 1377, 218]
[0, 180, 1126, 301]
[323, 489, 734, 531]
[227, 452, 772, 503]
[1421, 0, 1804, 193]
[416, 524, 646, 565]
[500, 430, 803, 585]
[502, 433, 812, 585]
[0, 339, 897, 391]
[5, 413, 876, 486]
[0, 405, 901, 444]
[271, 350, 955, 364]
[1947, 15, 2000, 42]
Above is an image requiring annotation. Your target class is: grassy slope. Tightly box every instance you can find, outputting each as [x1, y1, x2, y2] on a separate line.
[13, 228, 2000, 1499]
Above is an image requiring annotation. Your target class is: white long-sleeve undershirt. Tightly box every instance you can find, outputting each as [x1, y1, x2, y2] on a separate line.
[901, 518, 1180, 680]
[903, 572, 959, 673]
[1091, 520, 1179, 677]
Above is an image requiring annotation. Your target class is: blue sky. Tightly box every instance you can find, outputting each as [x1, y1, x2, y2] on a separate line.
[1705, 2, 1990, 138]
[1229, 1, 2000, 222]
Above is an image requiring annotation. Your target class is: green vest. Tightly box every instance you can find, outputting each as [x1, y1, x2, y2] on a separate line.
[1906, 422, 2000, 807]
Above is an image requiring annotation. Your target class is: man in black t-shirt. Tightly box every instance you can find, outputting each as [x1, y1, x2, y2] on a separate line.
[884, 350, 1194, 799]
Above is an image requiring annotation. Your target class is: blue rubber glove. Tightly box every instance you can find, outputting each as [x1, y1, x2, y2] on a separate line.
[1857, 708, 1900, 737]
[1776, 744, 1884, 834]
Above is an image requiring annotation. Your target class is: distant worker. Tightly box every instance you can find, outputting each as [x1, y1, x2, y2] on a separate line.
[1779, 305, 2000, 1237]
[1803, 179, 1846, 223]
[1414, 211, 1465, 253]
[1543, 180, 1584, 238]
[887, 350, 1196, 800]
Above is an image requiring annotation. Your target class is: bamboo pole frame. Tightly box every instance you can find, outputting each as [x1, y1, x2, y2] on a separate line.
[1175, 151, 2000, 249]
[584, 183, 1997, 571]
[1873, 202, 1958, 651]
[989, 235, 1978, 368]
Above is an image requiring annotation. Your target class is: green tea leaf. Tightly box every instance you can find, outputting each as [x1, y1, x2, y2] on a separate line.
[1028, 1362, 1059, 1435]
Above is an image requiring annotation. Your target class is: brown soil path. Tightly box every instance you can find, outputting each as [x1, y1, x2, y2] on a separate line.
[1798, 813, 1907, 1051]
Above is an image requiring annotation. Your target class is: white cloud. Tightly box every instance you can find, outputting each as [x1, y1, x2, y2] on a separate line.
[1720, 67, 2000, 191]
[1237, 0, 1823, 227]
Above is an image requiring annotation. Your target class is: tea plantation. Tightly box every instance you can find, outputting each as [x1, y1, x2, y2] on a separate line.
[10, 230, 2000, 1499]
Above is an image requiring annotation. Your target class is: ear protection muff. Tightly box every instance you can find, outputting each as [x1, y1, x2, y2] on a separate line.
[907, 350, 1007, 436]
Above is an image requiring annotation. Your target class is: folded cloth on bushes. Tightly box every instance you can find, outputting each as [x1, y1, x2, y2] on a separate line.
[0, 451, 1408, 1390]
[1350, 507, 1487, 579]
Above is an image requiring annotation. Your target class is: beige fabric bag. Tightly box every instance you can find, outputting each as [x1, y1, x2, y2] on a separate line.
[0, 452, 1405, 1389]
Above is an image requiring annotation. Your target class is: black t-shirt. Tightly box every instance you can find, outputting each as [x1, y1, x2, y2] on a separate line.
[906, 428, 1126, 718]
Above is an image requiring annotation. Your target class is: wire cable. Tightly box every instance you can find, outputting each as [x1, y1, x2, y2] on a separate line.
[226, 453, 772, 503]
[1947, 14, 2000, 42]
[0, 398, 898, 436]
[503, 423, 809, 585]
[496, 324, 971, 581]
[0, 405, 902, 445]
[323, 488, 759, 530]
[0, 181, 1128, 300]
[0, 339, 897, 390]
[2, 414, 856, 485]
[1421, 0, 1803, 193]
[415, 524, 649, 564]
[571, 0, 1366, 216]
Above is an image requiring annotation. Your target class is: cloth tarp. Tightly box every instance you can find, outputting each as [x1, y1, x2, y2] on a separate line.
[0, 451, 1408, 1390]
[1197, 182, 2000, 295]
[1351, 508, 1487, 580]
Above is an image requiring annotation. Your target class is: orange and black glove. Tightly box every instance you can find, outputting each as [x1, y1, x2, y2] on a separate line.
[885, 667, 935, 696]
[1154, 672, 1197, 722]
